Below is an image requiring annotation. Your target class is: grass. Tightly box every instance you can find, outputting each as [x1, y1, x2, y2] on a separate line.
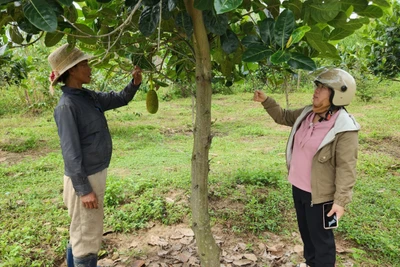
[0, 83, 399, 266]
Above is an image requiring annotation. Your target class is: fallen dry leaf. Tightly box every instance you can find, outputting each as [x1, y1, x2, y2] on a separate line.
[233, 259, 253, 266]
[176, 251, 192, 263]
[131, 260, 146, 267]
[157, 249, 169, 257]
[178, 228, 195, 236]
[244, 253, 257, 262]
[179, 236, 193, 245]
[148, 236, 169, 247]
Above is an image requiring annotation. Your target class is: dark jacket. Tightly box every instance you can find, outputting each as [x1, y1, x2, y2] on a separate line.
[54, 80, 140, 196]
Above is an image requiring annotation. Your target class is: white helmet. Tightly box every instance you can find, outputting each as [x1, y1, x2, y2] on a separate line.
[314, 68, 356, 106]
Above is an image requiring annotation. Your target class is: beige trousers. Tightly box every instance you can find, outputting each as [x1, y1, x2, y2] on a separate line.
[63, 169, 107, 258]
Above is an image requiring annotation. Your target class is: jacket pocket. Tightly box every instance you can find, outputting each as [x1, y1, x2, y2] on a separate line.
[315, 146, 335, 197]
[317, 145, 333, 164]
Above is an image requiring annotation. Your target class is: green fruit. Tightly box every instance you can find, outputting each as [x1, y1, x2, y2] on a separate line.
[146, 89, 159, 114]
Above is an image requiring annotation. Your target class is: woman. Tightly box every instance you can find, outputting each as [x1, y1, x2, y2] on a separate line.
[253, 68, 360, 267]
[48, 44, 143, 267]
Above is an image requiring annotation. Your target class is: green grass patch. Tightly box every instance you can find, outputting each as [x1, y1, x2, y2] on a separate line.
[1, 84, 399, 266]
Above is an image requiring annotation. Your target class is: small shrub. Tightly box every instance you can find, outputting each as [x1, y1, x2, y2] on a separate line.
[104, 177, 126, 207]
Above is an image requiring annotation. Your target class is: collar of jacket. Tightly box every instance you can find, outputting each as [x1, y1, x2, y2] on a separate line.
[285, 106, 360, 168]
[61, 86, 92, 96]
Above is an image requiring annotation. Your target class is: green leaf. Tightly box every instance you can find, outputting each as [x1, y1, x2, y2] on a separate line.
[9, 25, 24, 44]
[258, 18, 274, 46]
[309, 1, 341, 23]
[57, 0, 73, 6]
[243, 62, 259, 72]
[329, 28, 354, 40]
[342, 18, 365, 31]
[0, 0, 14, 4]
[65, 5, 78, 23]
[265, 0, 281, 19]
[341, 0, 368, 13]
[74, 23, 97, 44]
[203, 11, 228, 36]
[162, 0, 176, 19]
[153, 79, 169, 87]
[49, 0, 64, 17]
[274, 9, 295, 49]
[194, 0, 213, 10]
[305, 26, 326, 52]
[240, 22, 254, 33]
[328, 11, 368, 31]
[220, 29, 239, 54]
[290, 25, 310, 44]
[328, 11, 347, 28]
[44, 31, 64, 47]
[143, 0, 160, 6]
[307, 38, 328, 53]
[242, 44, 273, 62]
[99, 8, 118, 21]
[371, 0, 390, 8]
[23, 0, 58, 32]
[175, 11, 193, 38]
[305, 26, 330, 53]
[241, 35, 262, 48]
[214, 0, 243, 14]
[320, 43, 340, 59]
[125, 0, 140, 7]
[139, 5, 160, 37]
[270, 50, 291, 64]
[18, 18, 41, 34]
[287, 52, 316, 70]
[131, 54, 155, 70]
[357, 5, 383, 18]
[241, 0, 252, 11]
[282, 0, 302, 19]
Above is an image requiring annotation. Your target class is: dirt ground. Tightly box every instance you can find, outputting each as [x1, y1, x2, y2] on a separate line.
[57, 221, 357, 267]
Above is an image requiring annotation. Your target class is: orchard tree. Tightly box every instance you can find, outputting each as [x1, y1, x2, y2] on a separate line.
[335, 0, 399, 81]
[0, 0, 390, 265]
[364, 0, 400, 80]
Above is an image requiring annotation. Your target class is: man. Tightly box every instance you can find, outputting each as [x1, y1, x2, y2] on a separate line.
[48, 44, 142, 267]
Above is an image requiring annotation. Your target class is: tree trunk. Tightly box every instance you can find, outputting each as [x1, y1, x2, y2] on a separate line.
[297, 70, 301, 90]
[284, 75, 290, 108]
[184, 1, 220, 266]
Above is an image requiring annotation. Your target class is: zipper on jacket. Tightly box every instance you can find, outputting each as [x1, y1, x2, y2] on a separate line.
[310, 201, 313, 207]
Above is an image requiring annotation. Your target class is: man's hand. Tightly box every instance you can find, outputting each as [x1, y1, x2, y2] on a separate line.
[132, 66, 143, 85]
[327, 203, 345, 220]
[80, 192, 98, 209]
[253, 90, 268, 103]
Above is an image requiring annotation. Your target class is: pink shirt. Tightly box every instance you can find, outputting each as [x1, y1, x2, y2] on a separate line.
[288, 111, 339, 192]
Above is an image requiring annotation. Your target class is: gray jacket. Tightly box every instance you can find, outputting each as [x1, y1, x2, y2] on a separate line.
[54, 80, 140, 196]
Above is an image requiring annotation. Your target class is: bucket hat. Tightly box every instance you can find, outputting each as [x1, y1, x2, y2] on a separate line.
[48, 44, 93, 86]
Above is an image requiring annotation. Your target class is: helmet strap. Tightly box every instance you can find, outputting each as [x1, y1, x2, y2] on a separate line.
[317, 106, 336, 122]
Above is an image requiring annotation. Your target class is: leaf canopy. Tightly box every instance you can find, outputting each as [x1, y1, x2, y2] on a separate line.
[0, 0, 391, 84]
